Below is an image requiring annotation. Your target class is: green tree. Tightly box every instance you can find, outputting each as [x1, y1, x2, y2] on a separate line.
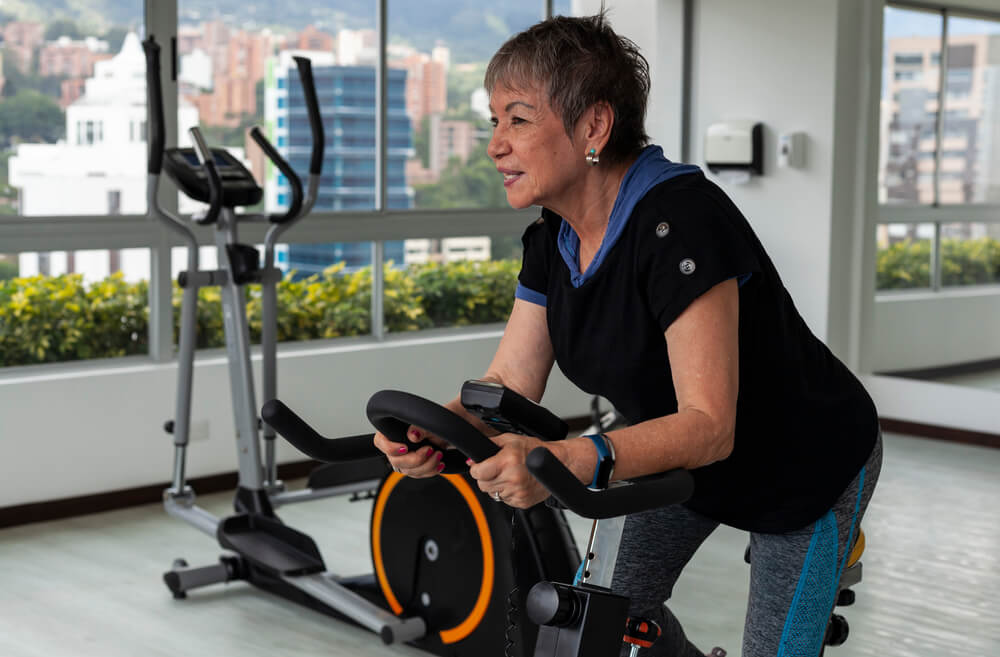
[2, 50, 66, 98]
[45, 19, 82, 41]
[0, 90, 65, 145]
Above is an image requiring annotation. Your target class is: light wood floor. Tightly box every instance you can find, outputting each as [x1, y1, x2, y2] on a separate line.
[1, 432, 998, 657]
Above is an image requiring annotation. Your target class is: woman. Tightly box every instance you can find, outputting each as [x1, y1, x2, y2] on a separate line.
[374, 13, 881, 657]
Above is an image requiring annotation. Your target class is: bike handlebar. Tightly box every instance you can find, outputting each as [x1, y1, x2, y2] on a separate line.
[525, 448, 694, 519]
[261, 399, 378, 461]
[263, 389, 694, 519]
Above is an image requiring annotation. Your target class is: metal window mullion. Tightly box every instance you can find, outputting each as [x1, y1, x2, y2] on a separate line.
[372, 0, 388, 340]
[145, 0, 180, 362]
[931, 221, 943, 290]
[930, 9, 950, 292]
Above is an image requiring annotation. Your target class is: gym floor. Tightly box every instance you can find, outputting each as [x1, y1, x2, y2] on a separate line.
[0, 431, 997, 657]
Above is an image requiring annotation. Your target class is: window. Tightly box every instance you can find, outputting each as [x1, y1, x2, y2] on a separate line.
[877, 5, 1000, 292]
[3, 1, 565, 368]
[0, 3, 149, 367]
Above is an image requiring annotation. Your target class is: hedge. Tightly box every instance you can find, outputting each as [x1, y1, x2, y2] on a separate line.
[4, 236, 997, 366]
[876, 236, 1000, 290]
[0, 259, 519, 367]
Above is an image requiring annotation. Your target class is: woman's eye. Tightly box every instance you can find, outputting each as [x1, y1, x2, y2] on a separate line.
[489, 117, 499, 128]
[511, 116, 525, 125]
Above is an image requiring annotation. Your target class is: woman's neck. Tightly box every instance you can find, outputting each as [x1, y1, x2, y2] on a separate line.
[554, 161, 631, 270]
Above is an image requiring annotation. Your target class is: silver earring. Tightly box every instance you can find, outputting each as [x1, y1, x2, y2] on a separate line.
[585, 148, 600, 166]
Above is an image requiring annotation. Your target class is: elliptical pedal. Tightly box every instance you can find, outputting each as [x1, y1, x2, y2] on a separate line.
[218, 514, 326, 576]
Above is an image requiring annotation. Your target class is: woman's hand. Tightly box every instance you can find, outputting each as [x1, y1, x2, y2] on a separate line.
[468, 434, 557, 508]
[373, 426, 448, 478]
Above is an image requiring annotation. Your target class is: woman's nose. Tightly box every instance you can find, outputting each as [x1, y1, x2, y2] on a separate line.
[487, 129, 508, 161]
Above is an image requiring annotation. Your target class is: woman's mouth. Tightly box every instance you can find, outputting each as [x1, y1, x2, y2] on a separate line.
[502, 171, 523, 187]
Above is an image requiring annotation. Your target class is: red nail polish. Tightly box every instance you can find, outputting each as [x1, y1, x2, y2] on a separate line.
[465, 458, 474, 466]
[436, 462, 445, 472]
[410, 429, 422, 439]
[436, 452, 444, 462]
[397, 446, 408, 455]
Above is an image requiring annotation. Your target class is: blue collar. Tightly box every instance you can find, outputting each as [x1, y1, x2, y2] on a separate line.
[556, 145, 700, 287]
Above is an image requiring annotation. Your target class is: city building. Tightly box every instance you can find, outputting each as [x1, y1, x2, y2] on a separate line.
[9, 32, 201, 282]
[391, 50, 447, 128]
[882, 33, 1000, 206]
[38, 36, 111, 77]
[265, 50, 415, 273]
[1, 21, 44, 73]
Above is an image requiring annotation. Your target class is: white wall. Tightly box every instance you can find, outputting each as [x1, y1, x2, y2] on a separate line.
[0, 332, 586, 507]
[873, 290, 1000, 372]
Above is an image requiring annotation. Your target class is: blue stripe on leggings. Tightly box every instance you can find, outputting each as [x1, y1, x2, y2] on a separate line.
[776, 512, 838, 657]
[778, 465, 867, 657]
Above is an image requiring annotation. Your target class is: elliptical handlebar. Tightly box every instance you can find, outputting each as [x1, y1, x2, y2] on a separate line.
[142, 35, 165, 176]
[293, 56, 325, 177]
[249, 126, 304, 224]
[188, 127, 222, 225]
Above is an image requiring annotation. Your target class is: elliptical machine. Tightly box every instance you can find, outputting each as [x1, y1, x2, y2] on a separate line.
[144, 34, 579, 656]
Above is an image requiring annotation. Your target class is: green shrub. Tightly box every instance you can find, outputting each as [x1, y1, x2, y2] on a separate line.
[876, 237, 1000, 290]
[0, 272, 147, 365]
[0, 260, 520, 367]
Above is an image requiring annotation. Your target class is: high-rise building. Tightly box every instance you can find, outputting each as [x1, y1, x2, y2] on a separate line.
[882, 33, 1000, 207]
[266, 51, 414, 274]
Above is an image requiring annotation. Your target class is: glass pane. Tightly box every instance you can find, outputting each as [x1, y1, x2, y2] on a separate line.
[390, 0, 543, 210]
[393, 234, 521, 333]
[879, 7, 943, 205]
[940, 222, 1000, 287]
[875, 222, 934, 290]
[171, 241, 379, 347]
[940, 14, 1000, 204]
[276, 241, 377, 340]
[0, 249, 150, 366]
[552, 0, 575, 17]
[3, 8, 145, 217]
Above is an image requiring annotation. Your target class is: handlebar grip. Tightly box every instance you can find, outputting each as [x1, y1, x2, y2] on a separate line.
[189, 128, 222, 225]
[525, 448, 695, 519]
[293, 56, 324, 176]
[366, 390, 500, 470]
[261, 399, 379, 462]
[142, 36, 165, 175]
[249, 126, 303, 224]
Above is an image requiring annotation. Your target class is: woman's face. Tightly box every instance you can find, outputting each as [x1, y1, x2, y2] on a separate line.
[487, 83, 584, 211]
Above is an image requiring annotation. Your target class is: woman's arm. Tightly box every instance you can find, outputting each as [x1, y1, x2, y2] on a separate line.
[552, 277, 740, 484]
[375, 298, 556, 475]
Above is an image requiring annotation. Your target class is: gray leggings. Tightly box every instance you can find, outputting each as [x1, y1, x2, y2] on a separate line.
[612, 435, 882, 657]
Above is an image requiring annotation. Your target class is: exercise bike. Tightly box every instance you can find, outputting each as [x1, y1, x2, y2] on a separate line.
[264, 387, 695, 657]
[269, 388, 867, 657]
[144, 34, 579, 657]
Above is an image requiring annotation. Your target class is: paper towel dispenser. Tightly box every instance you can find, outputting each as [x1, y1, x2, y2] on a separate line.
[705, 121, 763, 176]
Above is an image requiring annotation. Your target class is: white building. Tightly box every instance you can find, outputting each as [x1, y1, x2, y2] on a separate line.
[10, 32, 205, 283]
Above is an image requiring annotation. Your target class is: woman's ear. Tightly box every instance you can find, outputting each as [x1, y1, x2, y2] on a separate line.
[583, 101, 615, 153]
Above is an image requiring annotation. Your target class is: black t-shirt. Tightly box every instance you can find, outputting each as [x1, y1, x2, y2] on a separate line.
[518, 172, 878, 533]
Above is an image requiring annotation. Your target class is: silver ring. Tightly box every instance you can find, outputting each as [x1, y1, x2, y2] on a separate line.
[492, 491, 503, 503]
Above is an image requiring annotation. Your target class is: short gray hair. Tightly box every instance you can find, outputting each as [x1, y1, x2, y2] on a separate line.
[484, 12, 650, 166]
